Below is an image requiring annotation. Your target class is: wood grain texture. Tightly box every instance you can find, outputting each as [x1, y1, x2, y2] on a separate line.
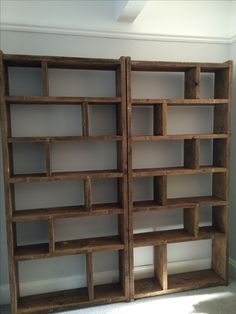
[1, 53, 231, 310]
[184, 139, 200, 169]
[154, 245, 167, 290]
[184, 66, 200, 99]
[0, 51, 19, 313]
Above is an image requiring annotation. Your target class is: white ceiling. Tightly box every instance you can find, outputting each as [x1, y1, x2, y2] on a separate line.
[0, 0, 236, 43]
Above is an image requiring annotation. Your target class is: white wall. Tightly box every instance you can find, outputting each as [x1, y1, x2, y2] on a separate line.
[0, 29, 232, 305]
[0, 0, 233, 40]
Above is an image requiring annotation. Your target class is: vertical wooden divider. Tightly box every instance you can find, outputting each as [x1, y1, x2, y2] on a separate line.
[45, 141, 52, 176]
[126, 56, 134, 299]
[184, 206, 199, 237]
[84, 178, 92, 211]
[213, 205, 226, 233]
[0, 51, 19, 313]
[154, 176, 167, 205]
[184, 66, 200, 99]
[184, 138, 200, 169]
[153, 101, 167, 136]
[48, 219, 55, 253]
[41, 61, 49, 96]
[86, 253, 94, 300]
[154, 245, 168, 290]
[212, 234, 227, 280]
[82, 102, 90, 136]
[212, 61, 232, 284]
[116, 57, 129, 298]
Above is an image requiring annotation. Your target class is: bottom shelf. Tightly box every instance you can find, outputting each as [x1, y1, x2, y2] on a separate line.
[134, 269, 225, 299]
[18, 283, 125, 314]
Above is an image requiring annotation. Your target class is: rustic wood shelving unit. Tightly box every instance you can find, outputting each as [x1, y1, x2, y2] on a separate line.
[126, 58, 232, 300]
[0, 52, 232, 313]
[0, 52, 129, 313]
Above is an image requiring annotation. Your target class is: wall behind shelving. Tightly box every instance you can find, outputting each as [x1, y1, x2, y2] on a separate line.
[0, 28, 234, 305]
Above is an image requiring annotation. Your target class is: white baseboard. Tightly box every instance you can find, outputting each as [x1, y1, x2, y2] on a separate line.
[1, 257, 234, 305]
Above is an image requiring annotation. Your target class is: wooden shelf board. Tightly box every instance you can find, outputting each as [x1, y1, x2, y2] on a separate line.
[133, 196, 226, 212]
[15, 236, 124, 260]
[134, 270, 224, 299]
[134, 229, 193, 247]
[94, 283, 124, 300]
[130, 61, 229, 72]
[12, 203, 123, 222]
[3, 53, 121, 70]
[133, 166, 226, 177]
[17, 283, 125, 314]
[5, 96, 121, 105]
[133, 227, 223, 247]
[132, 134, 228, 141]
[8, 135, 123, 143]
[134, 278, 162, 298]
[131, 99, 228, 106]
[9, 170, 123, 183]
[168, 269, 225, 292]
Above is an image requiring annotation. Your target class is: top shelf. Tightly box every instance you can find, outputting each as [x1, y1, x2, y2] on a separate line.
[130, 60, 231, 72]
[3, 53, 121, 70]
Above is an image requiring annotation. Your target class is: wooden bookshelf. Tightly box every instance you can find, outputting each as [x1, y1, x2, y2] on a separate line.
[0, 52, 129, 313]
[126, 58, 232, 300]
[0, 53, 232, 312]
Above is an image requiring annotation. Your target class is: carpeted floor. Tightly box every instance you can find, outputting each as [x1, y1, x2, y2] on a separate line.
[1, 281, 236, 314]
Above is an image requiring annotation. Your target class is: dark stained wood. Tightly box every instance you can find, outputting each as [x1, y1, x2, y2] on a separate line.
[132, 98, 228, 105]
[135, 278, 162, 298]
[12, 203, 123, 222]
[133, 196, 226, 212]
[153, 101, 167, 136]
[184, 139, 200, 169]
[126, 56, 135, 299]
[82, 102, 90, 136]
[9, 169, 124, 183]
[131, 60, 228, 72]
[0, 51, 19, 313]
[15, 236, 124, 261]
[48, 219, 55, 253]
[133, 166, 226, 177]
[3, 53, 120, 70]
[213, 138, 227, 167]
[44, 142, 52, 176]
[86, 253, 94, 300]
[134, 270, 224, 299]
[132, 133, 228, 141]
[41, 61, 49, 96]
[1, 53, 231, 310]
[18, 283, 125, 314]
[5, 95, 121, 104]
[213, 205, 226, 233]
[184, 66, 200, 99]
[84, 178, 92, 211]
[154, 176, 167, 205]
[154, 245, 167, 290]
[213, 173, 227, 200]
[184, 206, 199, 237]
[168, 270, 224, 292]
[212, 234, 227, 280]
[8, 135, 123, 143]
